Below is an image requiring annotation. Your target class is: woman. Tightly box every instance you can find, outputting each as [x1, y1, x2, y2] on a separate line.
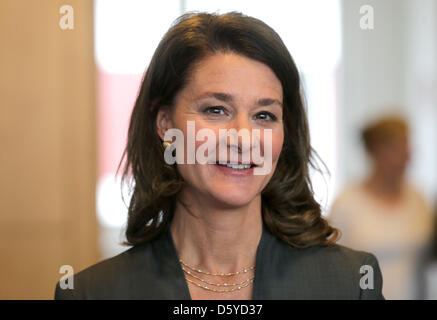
[329, 115, 433, 299]
[55, 12, 383, 300]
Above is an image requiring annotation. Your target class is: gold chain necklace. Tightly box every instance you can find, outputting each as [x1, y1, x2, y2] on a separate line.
[185, 277, 254, 293]
[179, 259, 256, 293]
[181, 266, 255, 287]
[179, 259, 255, 276]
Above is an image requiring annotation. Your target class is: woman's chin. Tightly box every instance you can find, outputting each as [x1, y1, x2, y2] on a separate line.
[207, 187, 259, 208]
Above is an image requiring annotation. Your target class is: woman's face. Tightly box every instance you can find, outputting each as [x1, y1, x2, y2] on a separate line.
[371, 134, 410, 178]
[157, 53, 284, 208]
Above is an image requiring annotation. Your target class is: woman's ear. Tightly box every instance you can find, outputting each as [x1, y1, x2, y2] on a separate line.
[156, 107, 172, 140]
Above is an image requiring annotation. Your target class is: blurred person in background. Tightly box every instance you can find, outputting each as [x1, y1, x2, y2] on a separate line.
[329, 115, 434, 299]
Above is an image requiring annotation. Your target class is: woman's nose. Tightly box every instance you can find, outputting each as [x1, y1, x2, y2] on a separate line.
[230, 112, 254, 132]
[228, 113, 253, 148]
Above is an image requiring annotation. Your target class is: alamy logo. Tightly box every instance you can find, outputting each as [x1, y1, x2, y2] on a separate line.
[360, 5, 374, 30]
[59, 265, 74, 289]
[359, 265, 374, 290]
[59, 5, 74, 30]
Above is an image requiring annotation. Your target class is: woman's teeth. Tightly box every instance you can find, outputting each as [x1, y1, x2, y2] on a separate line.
[217, 163, 252, 169]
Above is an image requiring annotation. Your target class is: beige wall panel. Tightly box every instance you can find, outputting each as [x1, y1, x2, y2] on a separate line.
[0, 0, 99, 299]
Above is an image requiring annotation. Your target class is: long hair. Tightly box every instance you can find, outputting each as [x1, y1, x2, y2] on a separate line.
[119, 12, 339, 248]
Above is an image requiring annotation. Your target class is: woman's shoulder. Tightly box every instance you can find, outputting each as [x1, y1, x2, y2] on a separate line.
[301, 243, 377, 263]
[266, 224, 379, 268]
[274, 237, 380, 274]
[332, 181, 368, 206]
[265, 235, 384, 299]
[305, 245, 384, 299]
[54, 241, 158, 299]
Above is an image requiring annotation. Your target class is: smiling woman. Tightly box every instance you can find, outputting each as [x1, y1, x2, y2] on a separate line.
[55, 11, 384, 300]
[161, 118, 273, 175]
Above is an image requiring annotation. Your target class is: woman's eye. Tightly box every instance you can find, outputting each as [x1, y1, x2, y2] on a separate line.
[255, 111, 277, 121]
[203, 106, 226, 116]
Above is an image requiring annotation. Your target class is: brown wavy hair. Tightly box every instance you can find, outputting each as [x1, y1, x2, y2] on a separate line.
[119, 12, 339, 248]
[361, 114, 409, 154]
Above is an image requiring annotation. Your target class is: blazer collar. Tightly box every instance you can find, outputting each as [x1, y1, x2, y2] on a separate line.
[151, 220, 275, 299]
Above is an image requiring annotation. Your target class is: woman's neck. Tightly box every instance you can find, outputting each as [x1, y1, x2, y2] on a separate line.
[363, 170, 406, 206]
[170, 190, 263, 275]
[366, 170, 404, 195]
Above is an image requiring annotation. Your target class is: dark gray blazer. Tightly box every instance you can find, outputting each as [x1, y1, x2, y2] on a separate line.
[54, 222, 384, 300]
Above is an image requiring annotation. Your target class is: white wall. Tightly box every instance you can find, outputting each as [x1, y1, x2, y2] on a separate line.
[403, 0, 437, 207]
[338, 0, 437, 207]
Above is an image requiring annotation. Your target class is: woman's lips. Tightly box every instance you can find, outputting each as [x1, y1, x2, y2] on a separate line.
[212, 163, 255, 176]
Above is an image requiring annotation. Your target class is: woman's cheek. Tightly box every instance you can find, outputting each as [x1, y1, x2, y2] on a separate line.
[261, 128, 283, 159]
[272, 130, 284, 161]
[192, 125, 219, 161]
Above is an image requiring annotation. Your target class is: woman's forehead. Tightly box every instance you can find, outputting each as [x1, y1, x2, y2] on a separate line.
[182, 53, 283, 101]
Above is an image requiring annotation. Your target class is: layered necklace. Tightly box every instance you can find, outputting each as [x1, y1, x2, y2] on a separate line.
[179, 259, 256, 293]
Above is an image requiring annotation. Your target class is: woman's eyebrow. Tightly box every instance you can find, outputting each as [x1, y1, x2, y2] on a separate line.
[197, 92, 233, 102]
[257, 98, 282, 107]
[197, 92, 282, 107]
